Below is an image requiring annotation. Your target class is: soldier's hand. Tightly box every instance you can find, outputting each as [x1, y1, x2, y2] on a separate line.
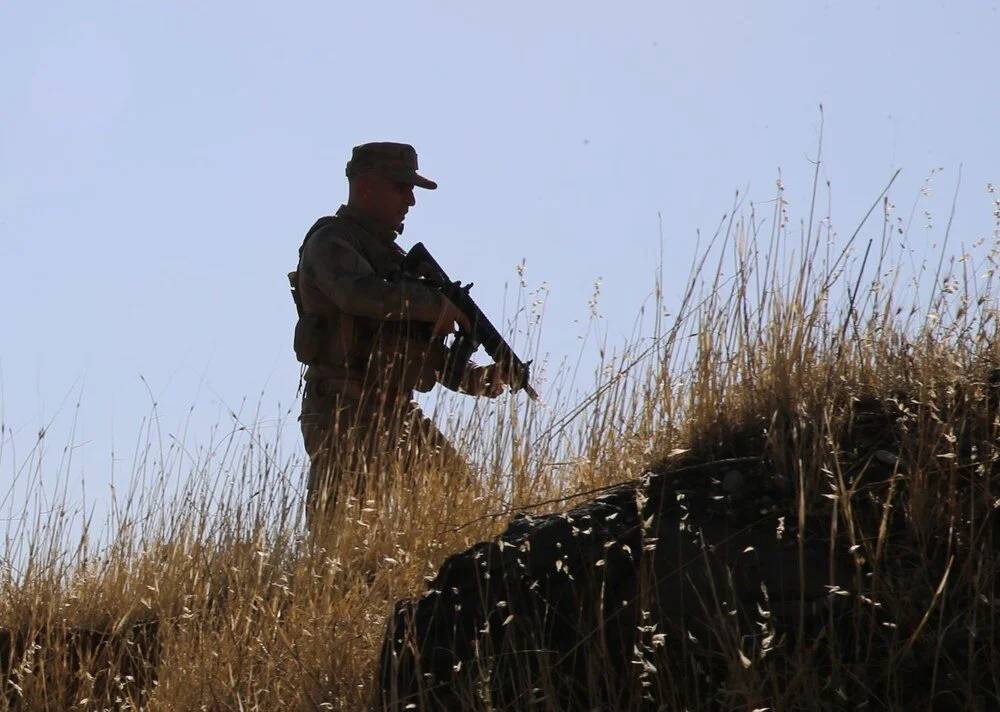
[432, 299, 472, 336]
[478, 362, 511, 398]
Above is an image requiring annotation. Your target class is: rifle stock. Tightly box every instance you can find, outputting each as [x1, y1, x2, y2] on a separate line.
[401, 242, 539, 400]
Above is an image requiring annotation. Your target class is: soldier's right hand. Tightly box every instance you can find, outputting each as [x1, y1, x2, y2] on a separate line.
[432, 299, 472, 336]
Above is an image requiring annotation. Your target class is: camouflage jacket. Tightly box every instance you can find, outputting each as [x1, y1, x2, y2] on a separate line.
[293, 205, 448, 400]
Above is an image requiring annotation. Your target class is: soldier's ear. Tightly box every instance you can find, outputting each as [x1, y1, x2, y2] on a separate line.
[349, 173, 372, 199]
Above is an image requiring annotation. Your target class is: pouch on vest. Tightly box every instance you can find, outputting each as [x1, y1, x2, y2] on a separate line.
[290, 269, 321, 364]
[293, 313, 327, 365]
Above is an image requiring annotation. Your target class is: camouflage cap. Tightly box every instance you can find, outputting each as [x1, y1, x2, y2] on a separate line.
[345, 142, 438, 190]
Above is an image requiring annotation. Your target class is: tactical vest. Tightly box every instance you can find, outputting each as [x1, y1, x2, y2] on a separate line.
[289, 216, 446, 395]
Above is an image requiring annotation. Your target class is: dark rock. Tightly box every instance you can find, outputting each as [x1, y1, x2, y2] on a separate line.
[874, 449, 899, 467]
[721, 469, 744, 493]
[0, 619, 159, 708]
[377, 468, 853, 711]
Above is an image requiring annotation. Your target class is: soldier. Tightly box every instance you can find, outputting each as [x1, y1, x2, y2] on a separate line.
[291, 142, 508, 527]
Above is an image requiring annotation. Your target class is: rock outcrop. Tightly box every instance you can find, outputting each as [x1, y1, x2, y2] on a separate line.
[378, 459, 855, 711]
[0, 619, 159, 708]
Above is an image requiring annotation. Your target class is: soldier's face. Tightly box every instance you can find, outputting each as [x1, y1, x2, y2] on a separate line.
[385, 179, 416, 227]
[356, 172, 416, 229]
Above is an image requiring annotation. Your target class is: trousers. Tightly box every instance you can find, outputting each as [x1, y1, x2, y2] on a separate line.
[299, 379, 465, 528]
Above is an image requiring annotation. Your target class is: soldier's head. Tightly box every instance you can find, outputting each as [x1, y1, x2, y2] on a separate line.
[346, 142, 437, 231]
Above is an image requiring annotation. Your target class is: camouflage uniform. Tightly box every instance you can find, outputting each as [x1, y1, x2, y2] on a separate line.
[292, 144, 486, 521]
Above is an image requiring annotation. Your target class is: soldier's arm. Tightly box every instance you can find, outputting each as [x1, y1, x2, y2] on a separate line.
[301, 234, 444, 322]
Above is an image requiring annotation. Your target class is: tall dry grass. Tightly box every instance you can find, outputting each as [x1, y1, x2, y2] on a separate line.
[2, 163, 1000, 710]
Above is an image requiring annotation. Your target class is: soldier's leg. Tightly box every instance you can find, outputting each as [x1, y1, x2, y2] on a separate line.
[300, 385, 339, 528]
[304, 389, 398, 531]
[302, 384, 376, 529]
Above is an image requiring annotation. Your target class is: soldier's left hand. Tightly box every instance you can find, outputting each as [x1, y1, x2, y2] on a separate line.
[480, 362, 510, 398]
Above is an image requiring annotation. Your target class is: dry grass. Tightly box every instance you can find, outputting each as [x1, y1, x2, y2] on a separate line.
[3, 166, 1000, 710]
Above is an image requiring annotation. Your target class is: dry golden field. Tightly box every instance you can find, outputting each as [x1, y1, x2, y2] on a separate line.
[4, 171, 1000, 710]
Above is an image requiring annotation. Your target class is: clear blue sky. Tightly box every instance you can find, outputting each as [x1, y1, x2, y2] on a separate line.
[1, 1, 998, 520]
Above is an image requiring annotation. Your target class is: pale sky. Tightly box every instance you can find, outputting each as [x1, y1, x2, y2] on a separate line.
[1, 1, 998, 523]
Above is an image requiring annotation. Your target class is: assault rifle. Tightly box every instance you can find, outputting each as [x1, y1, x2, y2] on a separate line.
[400, 242, 539, 400]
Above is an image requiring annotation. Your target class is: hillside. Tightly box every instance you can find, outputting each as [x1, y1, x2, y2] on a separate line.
[3, 181, 1000, 710]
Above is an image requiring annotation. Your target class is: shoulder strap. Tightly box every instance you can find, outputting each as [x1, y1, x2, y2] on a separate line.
[298, 217, 377, 273]
[291, 217, 336, 318]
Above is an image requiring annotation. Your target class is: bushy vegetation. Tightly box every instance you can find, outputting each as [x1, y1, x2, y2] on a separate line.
[3, 166, 1000, 710]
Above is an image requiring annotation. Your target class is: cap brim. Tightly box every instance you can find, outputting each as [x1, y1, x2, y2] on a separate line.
[411, 173, 438, 190]
[384, 165, 437, 190]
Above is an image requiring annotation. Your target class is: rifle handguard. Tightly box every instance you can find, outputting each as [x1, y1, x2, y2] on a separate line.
[404, 242, 540, 400]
